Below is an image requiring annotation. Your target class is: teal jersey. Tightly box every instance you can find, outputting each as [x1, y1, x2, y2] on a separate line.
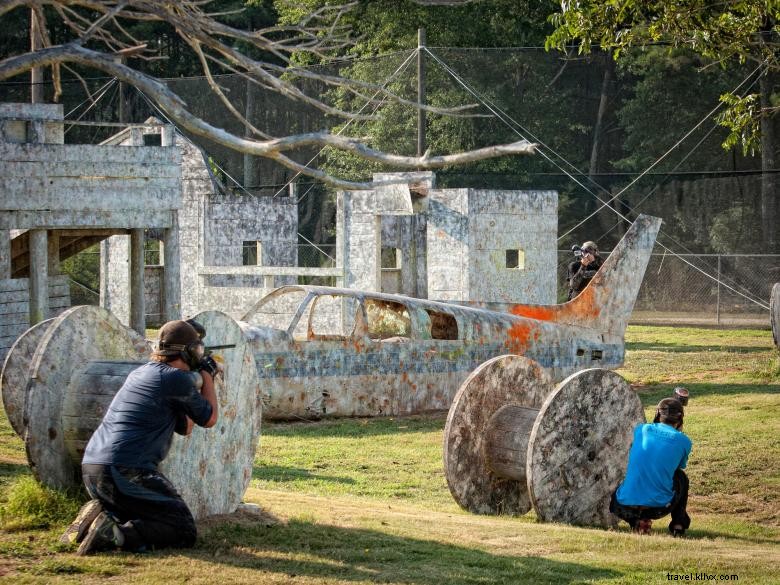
[616, 423, 692, 507]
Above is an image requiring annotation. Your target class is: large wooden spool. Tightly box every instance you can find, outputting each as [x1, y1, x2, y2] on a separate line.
[527, 369, 644, 528]
[443, 355, 552, 515]
[2, 306, 262, 519]
[23, 306, 150, 489]
[771, 283, 780, 350]
[0, 317, 53, 436]
[443, 357, 644, 527]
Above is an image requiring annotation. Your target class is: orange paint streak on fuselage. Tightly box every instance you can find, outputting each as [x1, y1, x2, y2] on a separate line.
[505, 286, 603, 354]
[509, 286, 602, 324]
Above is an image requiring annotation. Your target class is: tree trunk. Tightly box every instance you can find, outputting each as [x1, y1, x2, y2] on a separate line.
[759, 70, 777, 252]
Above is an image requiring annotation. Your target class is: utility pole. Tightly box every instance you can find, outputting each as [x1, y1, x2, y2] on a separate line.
[417, 27, 426, 159]
[30, 9, 43, 103]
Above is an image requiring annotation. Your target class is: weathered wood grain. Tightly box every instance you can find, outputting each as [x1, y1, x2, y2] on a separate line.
[159, 311, 263, 519]
[483, 404, 539, 482]
[0, 318, 54, 436]
[0, 209, 175, 230]
[443, 355, 552, 515]
[527, 368, 644, 528]
[0, 143, 180, 165]
[0, 160, 181, 179]
[61, 361, 144, 463]
[23, 306, 150, 490]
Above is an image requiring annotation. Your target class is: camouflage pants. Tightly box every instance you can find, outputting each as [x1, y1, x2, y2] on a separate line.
[82, 464, 197, 551]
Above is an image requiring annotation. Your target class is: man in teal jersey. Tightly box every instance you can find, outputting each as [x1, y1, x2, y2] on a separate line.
[610, 398, 692, 536]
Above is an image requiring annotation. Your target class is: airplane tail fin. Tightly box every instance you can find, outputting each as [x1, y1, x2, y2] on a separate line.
[512, 214, 662, 337]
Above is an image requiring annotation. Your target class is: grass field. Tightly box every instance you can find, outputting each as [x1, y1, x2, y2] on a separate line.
[0, 325, 778, 583]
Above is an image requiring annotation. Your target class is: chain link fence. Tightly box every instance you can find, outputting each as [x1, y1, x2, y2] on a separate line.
[558, 251, 778, 327]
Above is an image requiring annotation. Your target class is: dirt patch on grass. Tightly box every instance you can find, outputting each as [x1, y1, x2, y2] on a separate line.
[197, 504, 282, 531]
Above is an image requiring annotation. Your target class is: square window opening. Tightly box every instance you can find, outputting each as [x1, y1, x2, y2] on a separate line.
[381, 247, 401, 269]
[506, 249, 525, 270]
[242, 241, 262, 266]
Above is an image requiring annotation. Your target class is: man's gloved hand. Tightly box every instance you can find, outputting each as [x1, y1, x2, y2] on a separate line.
[198, 355, 220, 378]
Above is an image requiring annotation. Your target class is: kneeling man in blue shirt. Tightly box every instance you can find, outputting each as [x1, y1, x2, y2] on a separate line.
[610, 397, 692, 536]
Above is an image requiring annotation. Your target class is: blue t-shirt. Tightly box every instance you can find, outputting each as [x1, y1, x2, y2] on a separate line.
[616, 423, 692, 507]
[82, 362, 213, 470]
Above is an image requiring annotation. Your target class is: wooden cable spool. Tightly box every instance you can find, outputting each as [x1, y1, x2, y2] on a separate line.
[2, 306, 262, 519]
[443, 355, 553, 515]
[23, 306, 150, 489]
[527, 368, 644, 527]
[443, 356, 645, 527]
[1, 317, 54, 437]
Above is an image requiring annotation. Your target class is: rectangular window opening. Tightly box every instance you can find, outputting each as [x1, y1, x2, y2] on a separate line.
[506, 249, 525, 270]
[426, 310, 459, 340]
[366, 299, 411, 340]
[381, 247, 401, 269]
[143, 133, 162, 146]
[144, 239, 161, 266]
[591, 350, 603, 361]
[242, 241, 262, 266]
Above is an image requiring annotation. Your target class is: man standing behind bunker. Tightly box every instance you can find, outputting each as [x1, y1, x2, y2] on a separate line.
[60, 320, 220, 554]
[567, 241, 603, 300]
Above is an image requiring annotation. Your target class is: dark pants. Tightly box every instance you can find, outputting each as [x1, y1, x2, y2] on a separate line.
[610, 469, 691, 532]
[82, 464, 197, 551]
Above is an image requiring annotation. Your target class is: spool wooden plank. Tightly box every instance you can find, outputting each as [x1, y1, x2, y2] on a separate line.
[23, 306, 150, 490]
[159, 311, 263, 519]
[771, 283, 779, 350]
[61, 360, 145, 463]
[0, 318, 54, 436]
[527, 368, 645, 528]
[443, 355, 552, 515]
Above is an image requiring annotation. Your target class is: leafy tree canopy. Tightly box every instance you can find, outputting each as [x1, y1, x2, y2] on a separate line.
[546, 0, 780, 152]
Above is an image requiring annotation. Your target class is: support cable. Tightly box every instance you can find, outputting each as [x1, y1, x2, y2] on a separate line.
[271, 48, 418, 199]
[425, 48, 770, 310]
[64, 78, 117, 135]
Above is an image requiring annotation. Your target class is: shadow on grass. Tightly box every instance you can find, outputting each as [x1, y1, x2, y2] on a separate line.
[188, 519, 620, 585]
[625, 342, 772, 353]
[253, 464, 355, 485]
[633, 383, 780, 404]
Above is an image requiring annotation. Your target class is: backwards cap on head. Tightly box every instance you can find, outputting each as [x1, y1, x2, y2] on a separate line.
[155, 320, 201, 356]
[655, 397, 684, 426]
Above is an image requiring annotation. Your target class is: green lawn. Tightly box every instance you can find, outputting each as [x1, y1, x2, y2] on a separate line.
[0, 325, 778, 583]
